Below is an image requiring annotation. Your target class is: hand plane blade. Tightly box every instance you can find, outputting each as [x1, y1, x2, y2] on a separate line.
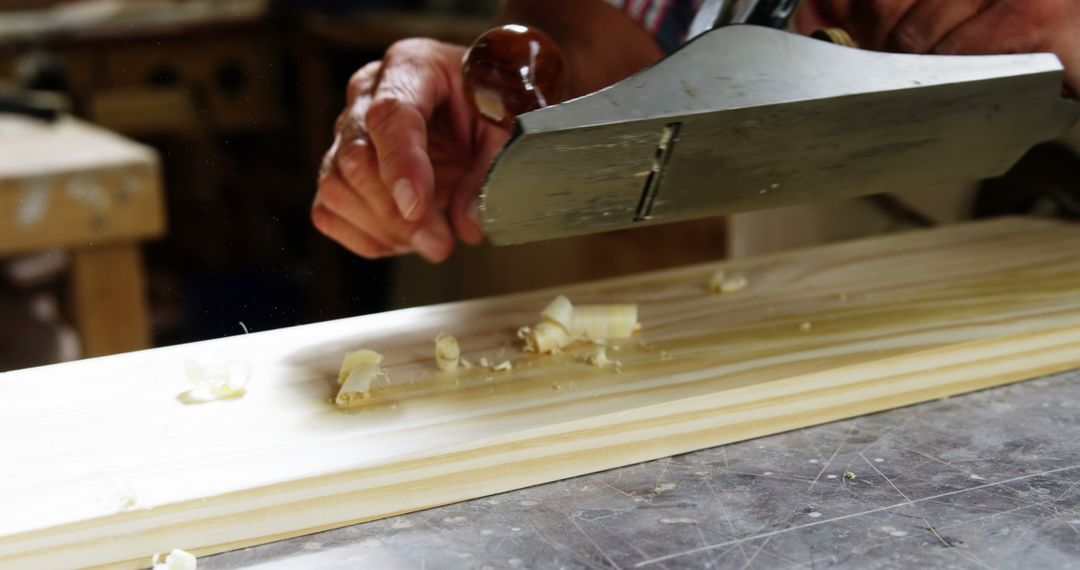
[479, 26, 1079, 245]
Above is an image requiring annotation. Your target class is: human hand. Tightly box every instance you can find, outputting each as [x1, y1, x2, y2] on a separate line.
[313, 39, 510, 262]
[794, 0, 1080, 91]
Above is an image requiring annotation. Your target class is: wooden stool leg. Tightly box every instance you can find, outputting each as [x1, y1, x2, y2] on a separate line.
[69, 243, 151, 357]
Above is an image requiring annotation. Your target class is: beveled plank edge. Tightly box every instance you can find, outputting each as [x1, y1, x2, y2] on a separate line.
[5, 323, 1079, 569]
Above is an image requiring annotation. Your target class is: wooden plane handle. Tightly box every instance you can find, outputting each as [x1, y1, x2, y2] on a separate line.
[462, 24, 567, 129]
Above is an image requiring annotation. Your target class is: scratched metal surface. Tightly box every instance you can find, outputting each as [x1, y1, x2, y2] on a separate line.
[203, 370, 1080, 569]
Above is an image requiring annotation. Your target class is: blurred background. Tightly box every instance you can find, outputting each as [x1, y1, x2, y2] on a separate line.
[0, 0, 499, 370]
[1, 0, 1078, 372]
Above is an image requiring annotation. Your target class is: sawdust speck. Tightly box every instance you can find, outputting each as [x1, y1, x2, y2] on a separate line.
[654, 482, 678, 493]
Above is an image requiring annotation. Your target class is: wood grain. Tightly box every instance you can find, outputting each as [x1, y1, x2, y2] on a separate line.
[2, 217, 1079, 569]
[69, 243, 151, 357]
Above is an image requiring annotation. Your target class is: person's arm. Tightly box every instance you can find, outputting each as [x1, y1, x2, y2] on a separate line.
[312, 0, 662, 263]
[794, 0, 1080, 92]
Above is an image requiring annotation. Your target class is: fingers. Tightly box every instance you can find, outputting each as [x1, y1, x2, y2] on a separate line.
[317, 40, 482, 263]
[311, 201, 394, 259]
[888, 0, 989, 53]
[317, 164, 416, 249]
[932, 0, 1080, 93]
[801, 1, 1080, 108]
[347, 61, 383, 104]
[409, 212, 455, 263]
[845, 0, 921, 50]
[339, 83, 456, 260]
[318, 129, 423, 259]
[336, 138, 403, 226]
[317, 149, 455, 262]
[319, 132, 339, 182]
[448, 123, 510, 245]
[934, 1, 1061, 56]
[796, 0, 921, 50]
[365, 39, 453, 223]
[324, 137, 457, 263]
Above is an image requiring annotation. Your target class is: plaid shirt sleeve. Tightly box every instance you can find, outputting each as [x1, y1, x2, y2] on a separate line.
[601, 0, 702, 54]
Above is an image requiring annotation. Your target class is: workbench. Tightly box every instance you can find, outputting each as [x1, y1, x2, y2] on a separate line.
[200, 368, 1080, 569]
[0, 115, 164, 357]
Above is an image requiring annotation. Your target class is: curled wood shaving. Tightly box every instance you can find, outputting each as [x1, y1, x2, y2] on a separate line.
[434, 333, 461, 372]
[523, 296, 641, 354]
[336, 350, 385, 408]
[709, 270, 748, 295]
[151, 549, 197, 570]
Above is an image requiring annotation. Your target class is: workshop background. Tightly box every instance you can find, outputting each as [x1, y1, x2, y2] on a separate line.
[1, 0, 1078, 372]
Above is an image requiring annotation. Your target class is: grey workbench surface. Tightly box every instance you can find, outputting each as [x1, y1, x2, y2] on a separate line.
[204, 370, 1080, 569]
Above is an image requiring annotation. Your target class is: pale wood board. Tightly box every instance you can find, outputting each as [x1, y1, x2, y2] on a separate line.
[2, 217, 1080, 569]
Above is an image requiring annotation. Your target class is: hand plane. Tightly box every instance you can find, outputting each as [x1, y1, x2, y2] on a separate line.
[465, 0, 1080, 245]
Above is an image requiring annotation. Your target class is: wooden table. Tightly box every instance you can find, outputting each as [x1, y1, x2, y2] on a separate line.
[0, 115, 164, 357]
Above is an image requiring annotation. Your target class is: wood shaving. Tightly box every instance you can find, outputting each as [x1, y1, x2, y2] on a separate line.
[434, 333, 461, 372]
[97, 478, 144, 513]
[709, 270, 748, 294]
[525, 321, 571, 354]
[572, 304, 639, 341]
[335, 350, 385, 408]
[182, 358, 251, 403]
[523, 296, 640, 354]
[152, 549, 197, 570]
[540, 295, 574, 330]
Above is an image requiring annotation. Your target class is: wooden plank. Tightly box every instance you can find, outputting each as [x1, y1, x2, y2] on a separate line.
[1, 217, 1079, 569]
[68, 243, 151, 357]
[0, 116, 165, 255]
